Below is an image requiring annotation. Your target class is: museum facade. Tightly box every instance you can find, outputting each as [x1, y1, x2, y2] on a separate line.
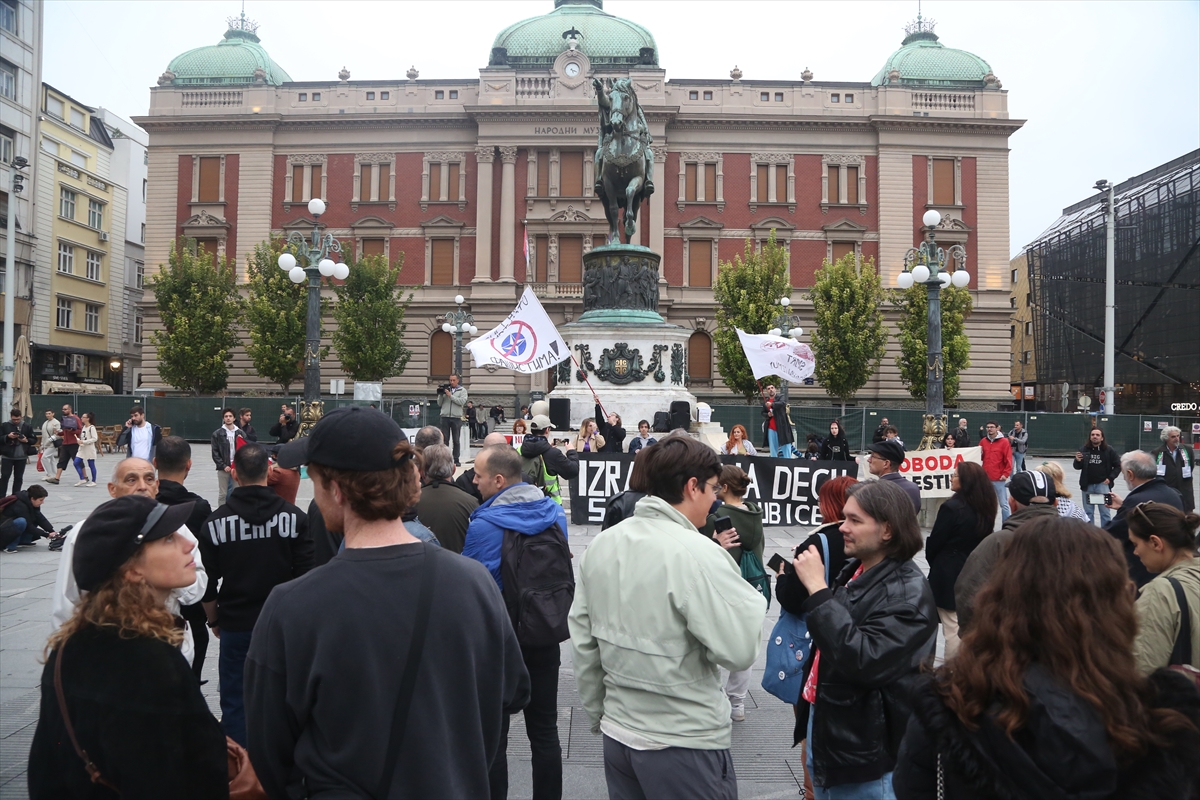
[135, 0, 1023, 408]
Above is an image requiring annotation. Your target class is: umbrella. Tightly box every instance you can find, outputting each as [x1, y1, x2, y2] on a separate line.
[13, 335, 32, 419]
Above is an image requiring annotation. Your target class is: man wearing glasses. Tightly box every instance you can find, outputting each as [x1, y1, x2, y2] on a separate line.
[1103, 450, 1184, 588]
[865, 439, 921, 512]
[570, 436, 767, 799]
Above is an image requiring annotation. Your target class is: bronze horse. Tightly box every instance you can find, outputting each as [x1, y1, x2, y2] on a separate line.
[593, 77, 654, 246]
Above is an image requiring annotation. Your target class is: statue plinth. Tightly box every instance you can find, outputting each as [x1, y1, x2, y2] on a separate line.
[578, 244, 663, 324]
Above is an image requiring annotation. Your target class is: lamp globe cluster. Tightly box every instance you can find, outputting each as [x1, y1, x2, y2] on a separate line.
[897, 208, 971, 288]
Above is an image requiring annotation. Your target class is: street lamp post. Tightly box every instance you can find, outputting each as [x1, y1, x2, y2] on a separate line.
[441, 294, 477, 377]
[277, 197, 348, 436]
[897, 209, 971, 450]
[768, 296, 804, 407]
[3, 156, 29, 413]
[1094, 179, 1116, 415]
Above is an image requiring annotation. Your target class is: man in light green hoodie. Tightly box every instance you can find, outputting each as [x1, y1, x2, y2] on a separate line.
[569, 436, 767, 799]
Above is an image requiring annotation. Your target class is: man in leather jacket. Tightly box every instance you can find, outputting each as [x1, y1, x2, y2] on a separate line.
[791, 479, 937, 794]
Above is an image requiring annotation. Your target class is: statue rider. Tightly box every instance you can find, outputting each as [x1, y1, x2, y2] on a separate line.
[593, 77, 654, 197]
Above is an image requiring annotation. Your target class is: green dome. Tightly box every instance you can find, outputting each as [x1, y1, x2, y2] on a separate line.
[871, 23, 992, 87]
[490, 0, 657, 69]
[166, 15, 292, 87]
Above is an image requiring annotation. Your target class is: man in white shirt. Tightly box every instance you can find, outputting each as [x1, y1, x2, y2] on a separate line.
[51, 457, 207, 665]
[39, 410, 60, 483]
[116, 405, 162, 462]
[210, 407, 245, 505]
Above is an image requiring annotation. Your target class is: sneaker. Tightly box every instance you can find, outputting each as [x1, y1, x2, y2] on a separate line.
[75, 480, 87, 487]
[45, 478, 59, 484]
[730, 704, 745, 722]
[85, 481, 96, 487]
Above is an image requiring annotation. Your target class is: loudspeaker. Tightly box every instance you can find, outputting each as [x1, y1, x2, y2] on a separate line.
[549, 397, 571, 432]
[669, 401, 691, 431]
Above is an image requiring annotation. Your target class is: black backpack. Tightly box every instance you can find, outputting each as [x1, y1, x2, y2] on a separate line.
[652, 411, 671, 433]
[500, 522, 574, 648]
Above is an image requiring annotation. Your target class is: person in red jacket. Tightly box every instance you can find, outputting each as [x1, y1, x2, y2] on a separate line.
[979, 420, 1014, 522]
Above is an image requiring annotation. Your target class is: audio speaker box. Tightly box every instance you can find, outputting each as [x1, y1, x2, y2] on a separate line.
[549, 397, 571, 433]
[669, 401, 691, 431]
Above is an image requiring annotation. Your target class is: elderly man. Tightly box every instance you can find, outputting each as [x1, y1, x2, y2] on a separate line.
[1105, 450, 1185, 588]
[865, 439, 921, 512]
[415, 444, 478, 553]
[413, 425, 444, 452]
[50, 457, 208, 665]
[1154, 425, 1194, 512]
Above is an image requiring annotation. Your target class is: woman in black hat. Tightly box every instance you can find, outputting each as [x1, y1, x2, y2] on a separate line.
[27, 495, 228, 799]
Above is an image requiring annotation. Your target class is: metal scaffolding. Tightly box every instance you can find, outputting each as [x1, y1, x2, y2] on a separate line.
[1026, 150, 1200, 412]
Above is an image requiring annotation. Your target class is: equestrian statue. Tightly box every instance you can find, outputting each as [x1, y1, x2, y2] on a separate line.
[592, 77, 654, 246]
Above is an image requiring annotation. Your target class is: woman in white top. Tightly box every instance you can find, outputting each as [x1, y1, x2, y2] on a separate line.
[1036, 461, 1089, 521]
[73, 411, 99, 487]
[721, 424, 758, 456]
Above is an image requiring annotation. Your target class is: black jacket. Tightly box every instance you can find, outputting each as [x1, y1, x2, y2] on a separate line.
[306, 500, 343, 568]
[775, 522, 849, 616]
[602, 491, 645, 531]
[893, 666, 1200, 800]
[0, 420, 34, 459]
[156, 480, 213, 541]
[209, 425, 246, 471]
[2, 490, 54, 535]
[762, 397, 794, 446]
[1106, 477, 1185, 588]
[872, 424, 888, 444]
[819, 433, 852, 462]
[269, 415, 299, 444]
[925, 496, 988, 610]
[951, 427, 973, 448]
[28, 625, 228, 800]
[1154, 443, 1195, 513]
[1072, 443, 1122, 489]
[795, 557, 938, 789]
[518, 434, 580, 480]
[198, 485, 312, 632]
[240, 422, 258, 443]
[455, 467, 483, 504]
[594, 403, 626, 453]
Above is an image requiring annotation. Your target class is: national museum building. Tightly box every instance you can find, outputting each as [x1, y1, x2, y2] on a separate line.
[136, 0, 1023, 406]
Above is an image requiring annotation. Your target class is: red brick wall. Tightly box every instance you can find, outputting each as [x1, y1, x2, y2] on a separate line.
[663, 237, 683, 285]
[791, 240, 827, 288]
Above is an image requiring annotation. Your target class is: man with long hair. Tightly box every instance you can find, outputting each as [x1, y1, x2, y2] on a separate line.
[1072, 426, 1121, 525]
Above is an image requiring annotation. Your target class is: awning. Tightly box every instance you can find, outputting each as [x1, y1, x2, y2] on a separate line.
[42, 381, 83, 393]
[79, 383, 114, 394]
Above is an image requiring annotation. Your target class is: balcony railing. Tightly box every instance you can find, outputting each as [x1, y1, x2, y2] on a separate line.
[528, 282, 583, 299]
[181, 90, 244, 108]
[911, 92, 976, 112]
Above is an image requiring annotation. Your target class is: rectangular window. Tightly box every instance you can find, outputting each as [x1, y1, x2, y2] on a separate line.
[1010, 325, 1015, 340]
[703, 164, 716, 203]
[558, 235, 583, 283]
[775, 92, 784, 102]
[311, 92, 320, 101]
[0, 61, 13, 101]
[85, 251, 101, 281]
[1010, 296, 1016, 308]
[70, 108, 85, 130]
[142, 178, 147, 202]
[56, 298, 72, 329]
[435, 90, 444, 100]
[197, 238, 219, 264]
[429, 162, 441, 201]
[46, 97, 67, 121]
[198, 156, 221, 202]
[0, 130, 12, 164]
[0, 1, 16, 34]
[1023, 350, 1032, 364]
[140, 223, 145, 244]
[560, 151, 584, 196]
[689, 91, 698, 100]
[703, 90, 713, 100]
[57, 242, 73, 273]
[685, 162, 697, 202]
[1025, 292, 1031, 307]
[88, 199, 103, 229]
[688, 240, 712, 287]
[846, 166, 859, 204]
[430, 238, 454, 285]
[776, 164, 788, 203]
[291, 165, 304, 203]
[380, 91, 389, 100]
[298, 93, 307, 101]
[84, 304, 100, 333]
[845, 93, 854, 103]
[1025, 321, 1033, 336]
[449, 90, 458, 99]
[366, 91, 375, 101]
[756, 164, 769, 204]
[827, 164, 840, 203]
[361, 238, 385, 257]
[60, 187, 76, 219]
[533, 234, 548, 283]
[932, 158, 955, 205]
[831, 93, 840, 103]
[135, 310, 144, 343]
[360, 163, 373, 201]
[379, 162, 391, 200]
[1011, 268, 1019, 284]
[536, 151, 549, 196]
[70, 150, 87, 168]
[442, 162, 455, 200]
[135, 260, 144, 289]
[831, 242, 855, 263]
[760, 92, 769, 102]
[41, 137, 57, 156]
[310, 164, 322, 197]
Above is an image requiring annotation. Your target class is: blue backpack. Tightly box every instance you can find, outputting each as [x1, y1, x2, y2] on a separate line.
[760, 532, 830, 704]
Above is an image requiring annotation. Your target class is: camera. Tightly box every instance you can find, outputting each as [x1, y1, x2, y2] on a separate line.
[437, 383, 451, 395]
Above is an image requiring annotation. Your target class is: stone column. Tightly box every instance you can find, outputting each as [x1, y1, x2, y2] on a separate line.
[650, 146, 667, 256]
[498, 146, 518, 282]
[473, 145, 494, 283]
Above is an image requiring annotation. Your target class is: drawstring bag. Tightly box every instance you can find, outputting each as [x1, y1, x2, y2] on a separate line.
[740, 549, 771, 607]
[760, 532, 830, 704]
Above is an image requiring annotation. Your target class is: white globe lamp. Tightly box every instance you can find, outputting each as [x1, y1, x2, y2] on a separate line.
[922, 209, 941, 229]
[318, 258, 335, 277]
[332, 262, 350, 281]
[938, 272, 952, 288]
[307, 197, 326, 217]
[769, 327, 782, 337]
[277, 252, 296, 272]
[780, 296, 791, 307]
[897, 271, 915, 289]
[468, 325, 478, 335]
[454, 294, 465, 305]
[911, 264, 931, 283]
[792, 327, 804, 339]
[288, 267, 306, 284]
[442, 322, 452, 333]
[951, 270, 971, 288]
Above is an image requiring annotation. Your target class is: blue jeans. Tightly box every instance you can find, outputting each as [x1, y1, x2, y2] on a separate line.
[2, 516, 28, 551]
[807, 704, 895, 800]
[767, 428, 794, 458]
[992, 480, 1010, 521]
[1082, 483, 1112, 526]
[218, 629, 254, 746]
[1012, 452, 1025, 472]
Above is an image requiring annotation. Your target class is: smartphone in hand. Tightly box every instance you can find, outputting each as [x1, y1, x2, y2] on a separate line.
[714, 517, 734, 534]
[767, 553, 786, 573]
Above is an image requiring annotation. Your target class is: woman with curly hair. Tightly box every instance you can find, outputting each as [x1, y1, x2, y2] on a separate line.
[721, 424, 757, 456]
[28, 495, 228, 798]
[894, 516, 1200, 800]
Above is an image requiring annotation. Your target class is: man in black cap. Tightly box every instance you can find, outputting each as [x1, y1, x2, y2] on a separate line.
[245, 407, 529, 799]
[865, 439, 921, 512]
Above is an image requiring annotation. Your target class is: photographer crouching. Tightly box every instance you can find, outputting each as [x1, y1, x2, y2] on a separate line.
[437, 374, 468, 466]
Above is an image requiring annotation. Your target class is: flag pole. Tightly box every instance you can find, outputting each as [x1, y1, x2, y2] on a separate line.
[570, 353, 607, 419]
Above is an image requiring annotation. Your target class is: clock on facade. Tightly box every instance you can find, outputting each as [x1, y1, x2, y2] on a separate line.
[564, 62, 580, 77]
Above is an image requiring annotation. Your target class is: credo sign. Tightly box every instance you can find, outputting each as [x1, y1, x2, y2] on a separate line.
[1170, 402, 1198, 412]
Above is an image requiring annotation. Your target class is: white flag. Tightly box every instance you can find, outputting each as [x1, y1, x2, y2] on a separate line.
[467, 286, 570, 374]
[735, 328, 816, 384]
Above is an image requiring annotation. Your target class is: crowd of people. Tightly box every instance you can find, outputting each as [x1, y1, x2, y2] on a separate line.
[9, 388, 1200, 799]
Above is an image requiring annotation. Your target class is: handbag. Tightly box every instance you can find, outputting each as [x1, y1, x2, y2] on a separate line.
[36, 451, 43, 472]
[54, 638, 266, 799]
[760, 532, 830, 704]
[740, 548, 771, 607]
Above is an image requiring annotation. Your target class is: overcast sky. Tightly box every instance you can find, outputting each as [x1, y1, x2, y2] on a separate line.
[44, 0, 1199, 256]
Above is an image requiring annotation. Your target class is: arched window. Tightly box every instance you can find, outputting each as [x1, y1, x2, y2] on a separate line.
[688, 330, 712, 384]
[430, 331, 453, 379]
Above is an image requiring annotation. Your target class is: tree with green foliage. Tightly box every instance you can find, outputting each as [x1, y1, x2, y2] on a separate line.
[807, 254, 888, 415]
[330, 253, 414, 382]
[243, 240, 321, 393]
[150, 241, 243, 395]
[892, 283, 973, 403]
[713, 234, 792, 401]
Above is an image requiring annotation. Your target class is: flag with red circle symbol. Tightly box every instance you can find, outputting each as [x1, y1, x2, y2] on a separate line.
[467, 286, 571, 374]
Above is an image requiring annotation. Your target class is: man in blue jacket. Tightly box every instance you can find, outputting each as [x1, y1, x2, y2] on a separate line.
[463, 443, 568, 800]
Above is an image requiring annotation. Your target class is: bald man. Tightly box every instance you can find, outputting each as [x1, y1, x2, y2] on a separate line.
[50, 458, 209, 664]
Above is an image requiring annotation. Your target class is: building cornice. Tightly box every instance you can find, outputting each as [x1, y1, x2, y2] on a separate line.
[869, 116, 1026, 135]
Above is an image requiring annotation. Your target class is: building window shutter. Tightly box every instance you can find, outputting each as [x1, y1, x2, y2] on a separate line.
[198, 238, 220, 264]
[360, 163, 373, 201]
[688, 331, 712, 380]
[429, 162, 442, 201]
[379, 163, 390, 200]
[534, 235, 548, 282]
[431, 239, 454, 285]
[446, 162, 459, 201]
[775, 165, 788, 203]
[846, 166, 858, 204]
[536, 151, 550, 197]
[831, 242, 854, 263]
[688, 240, 712, 287]
[362, 238, 385, 257]
[932, 159, 955, 205]
[430, 331, 453, 378]
[291, 165, 304, 203]
[560, 152, 584, 196]
[827, 165, 840, 203]
[198, 157, 221, 203]
[756, 165, 769, 204]
[685, 163, 697, 202]
[703, 164, 716, 203]
[558, 235, 583, 282]
[310, 165, 322, 199]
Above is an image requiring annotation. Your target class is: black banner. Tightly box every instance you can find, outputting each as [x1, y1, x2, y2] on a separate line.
[568, 453, 858, 526]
